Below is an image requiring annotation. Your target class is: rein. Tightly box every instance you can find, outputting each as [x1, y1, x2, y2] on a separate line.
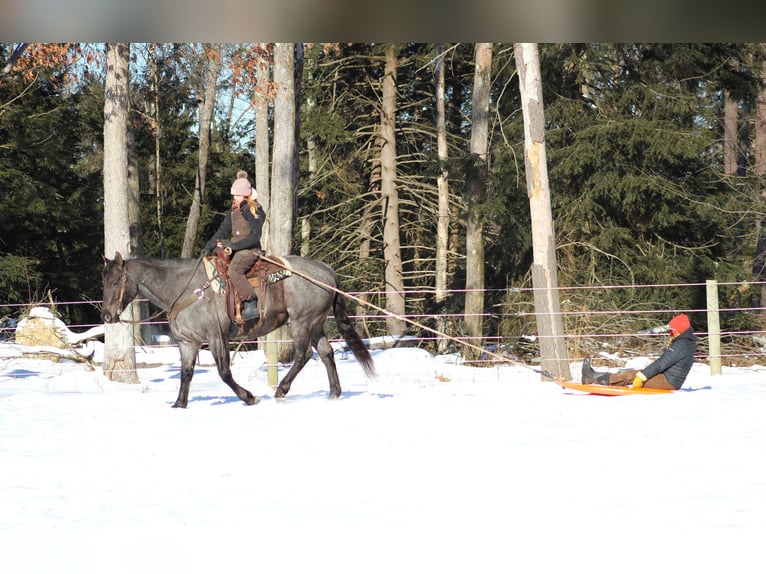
[115, 257, 207, 325]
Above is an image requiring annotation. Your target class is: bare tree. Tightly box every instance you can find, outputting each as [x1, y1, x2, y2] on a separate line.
[181, 44, 222, 258]
[103, 43, 138, 384]
[724, 91, 739, 176]
[753, 47, 766, 318]
[514, 43, 571, 381]
[380, 44, 406, 336]
[464, 43, 492, 357]
[1, 43, 28, 76]
[146, 44, 165, 258]
[434, 43, 451, 353]
[270, 43, 297, 257]
[269, 43, 299, 361]
[255, 43, 271, 247]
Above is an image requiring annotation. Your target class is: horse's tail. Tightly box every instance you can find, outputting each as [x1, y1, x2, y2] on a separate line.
[332, 292, 375, 378]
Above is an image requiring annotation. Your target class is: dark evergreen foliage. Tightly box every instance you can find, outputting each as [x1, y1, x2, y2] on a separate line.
[2, 43, 765, 339]
[0, 59, 104, 325]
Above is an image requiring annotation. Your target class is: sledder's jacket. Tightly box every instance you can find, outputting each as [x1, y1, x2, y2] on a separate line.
[641, 327, 696, 389]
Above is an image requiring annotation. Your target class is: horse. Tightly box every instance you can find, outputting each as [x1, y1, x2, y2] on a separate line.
[101, 252, 375, 408]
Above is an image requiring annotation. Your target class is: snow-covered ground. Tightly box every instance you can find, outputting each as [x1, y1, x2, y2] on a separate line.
[1, 338, 765, 573]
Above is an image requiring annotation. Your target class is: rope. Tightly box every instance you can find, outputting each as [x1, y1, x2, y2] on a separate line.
[258, 254, 559, 381]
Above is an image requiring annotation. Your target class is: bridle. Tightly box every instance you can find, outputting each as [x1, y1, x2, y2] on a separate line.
[115, 272, 128, 317]
[109, 257, 207, 324]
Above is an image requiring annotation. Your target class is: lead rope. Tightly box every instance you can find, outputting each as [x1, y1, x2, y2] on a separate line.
[258, 254, 561, 382]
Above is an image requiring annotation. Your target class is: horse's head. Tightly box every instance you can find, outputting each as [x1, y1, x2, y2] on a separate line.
[101, 251, 137, 323]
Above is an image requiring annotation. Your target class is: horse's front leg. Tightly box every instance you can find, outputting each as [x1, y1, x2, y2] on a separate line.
[210, 334, 259, 406]
[274, 329, 313, 399]
[173, 342, 199, 408]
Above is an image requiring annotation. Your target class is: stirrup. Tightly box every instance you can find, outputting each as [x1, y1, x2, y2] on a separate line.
[228, 321, 243, 339]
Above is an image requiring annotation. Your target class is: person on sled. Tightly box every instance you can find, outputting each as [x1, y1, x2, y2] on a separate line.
[581, 313, 696, 390]
[201, 170, 266, 308]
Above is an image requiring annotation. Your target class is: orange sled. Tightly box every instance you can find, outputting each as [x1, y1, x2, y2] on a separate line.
[558, 380, 675, 396]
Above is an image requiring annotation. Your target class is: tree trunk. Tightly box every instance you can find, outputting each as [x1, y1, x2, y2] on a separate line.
[127, 126, 147, 345]
[434, 43, 450, 354]
[514, 43, 572, 381]
[270, 43, 299, 361]
[269, 43, 296, 258]
[753, 50, 766, 318]
[463, 43, 492, 358]
[254, 42, 271, 248]
[380, 44, 406, 336]
[148, 44, 165, 258]
[356, 204, 375, 339]
[724, 91, 739, 176]
[181, 44, 221, 258]
[103, 43, 138, 384]
[303, 50, 318, 257]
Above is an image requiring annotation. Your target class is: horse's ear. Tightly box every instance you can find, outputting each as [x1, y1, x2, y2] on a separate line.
[114, 252, 124, 265]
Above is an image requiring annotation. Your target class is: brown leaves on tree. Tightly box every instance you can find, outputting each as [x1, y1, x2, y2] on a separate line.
[1, 43, 83, 86]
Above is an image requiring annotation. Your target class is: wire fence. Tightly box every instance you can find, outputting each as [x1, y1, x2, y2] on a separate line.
[2, 280, 766, 367]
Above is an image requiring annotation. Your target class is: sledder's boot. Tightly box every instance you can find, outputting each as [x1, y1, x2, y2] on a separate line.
[582, 358, 613, 385]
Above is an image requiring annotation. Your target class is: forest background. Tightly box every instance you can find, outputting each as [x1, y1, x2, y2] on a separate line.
[2, 43, 766, 354]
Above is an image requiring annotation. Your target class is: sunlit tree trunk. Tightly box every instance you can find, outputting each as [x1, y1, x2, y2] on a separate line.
[270, 43, 299, 361]
[103, 42, 138, 384]
[515, 43, 571, 381]
[380, 44, 406, 336]
[464, 43, 492, 358]
[181, 44, 221, 258]
[435, 43, 450, 354]
[254, 42, 271, 249]
[270, 43, 297, 257]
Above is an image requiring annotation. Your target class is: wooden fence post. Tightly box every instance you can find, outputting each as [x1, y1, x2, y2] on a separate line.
[706, 279, 722, 375]
[266, 331, 279, 390]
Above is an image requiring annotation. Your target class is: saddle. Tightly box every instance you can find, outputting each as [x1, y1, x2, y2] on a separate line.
[204, 247, 291, 327]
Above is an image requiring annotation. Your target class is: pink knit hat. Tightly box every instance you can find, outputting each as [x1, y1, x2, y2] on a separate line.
[230, 170, 256, 198]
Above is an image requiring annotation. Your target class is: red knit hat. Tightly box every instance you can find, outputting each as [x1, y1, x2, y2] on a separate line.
[668, 313, 691, 336]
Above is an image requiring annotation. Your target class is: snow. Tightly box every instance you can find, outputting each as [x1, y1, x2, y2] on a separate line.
[1, 337, 765, 573]
[16, 307, 105, 346]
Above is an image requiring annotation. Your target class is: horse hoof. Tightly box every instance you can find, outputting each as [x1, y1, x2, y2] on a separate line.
[244, 395, 260, 406]
[171, 402, 187, 409]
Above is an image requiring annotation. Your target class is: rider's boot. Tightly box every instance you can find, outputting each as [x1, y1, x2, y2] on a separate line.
[241, 298, 259, 322]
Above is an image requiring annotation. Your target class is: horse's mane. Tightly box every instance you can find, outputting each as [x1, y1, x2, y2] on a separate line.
[135, 257, 201, 268]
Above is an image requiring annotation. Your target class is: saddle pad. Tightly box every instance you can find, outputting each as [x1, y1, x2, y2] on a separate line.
[203, 256, 226, 294]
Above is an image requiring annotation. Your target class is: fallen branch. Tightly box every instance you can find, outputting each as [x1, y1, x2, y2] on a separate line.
[21, 346, 95, 369]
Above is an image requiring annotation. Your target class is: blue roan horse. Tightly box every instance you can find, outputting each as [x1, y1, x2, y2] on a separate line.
[101, 252, 375, 408]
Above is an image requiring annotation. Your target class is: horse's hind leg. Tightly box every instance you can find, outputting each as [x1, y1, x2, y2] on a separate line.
[210, 334, 259, 406]
[312, 327, 342, 398]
